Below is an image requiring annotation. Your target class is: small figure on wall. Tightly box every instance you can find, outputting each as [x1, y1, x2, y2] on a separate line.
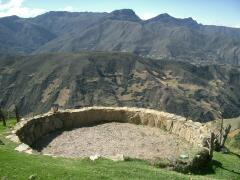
[52, 104, 59, 113]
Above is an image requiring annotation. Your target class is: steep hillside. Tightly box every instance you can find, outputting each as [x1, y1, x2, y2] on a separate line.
[0, 9, 240, 65]
[0, 16, 56, 54]
[0, 52, 239, 122]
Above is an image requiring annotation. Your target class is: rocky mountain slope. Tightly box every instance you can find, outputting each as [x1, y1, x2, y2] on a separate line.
[0, 9, 240, 65]
[0, 52, 239, 122]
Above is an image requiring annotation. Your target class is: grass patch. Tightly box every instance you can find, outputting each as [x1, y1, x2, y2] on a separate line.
[0, 118, 16, 133]
[0, 119, 239, 179]
[226, 131, 240, 155]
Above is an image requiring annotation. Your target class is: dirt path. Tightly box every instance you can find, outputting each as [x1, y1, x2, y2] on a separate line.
[33, 122, 195, 160]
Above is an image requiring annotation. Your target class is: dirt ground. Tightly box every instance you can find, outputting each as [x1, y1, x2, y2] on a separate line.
[33, 122, 195, 160]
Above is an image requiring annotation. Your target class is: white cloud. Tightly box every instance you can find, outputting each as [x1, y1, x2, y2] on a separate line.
[64, 6, 73, 12]
[138, 12, 158, 20]
[0, 0, 46, 18]
[0, 0, 23, 10]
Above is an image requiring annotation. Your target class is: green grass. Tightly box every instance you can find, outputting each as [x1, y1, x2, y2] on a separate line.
[0, 118, 16, 132]
[0, 119, 239, 180]
[226, 132, 240, 155]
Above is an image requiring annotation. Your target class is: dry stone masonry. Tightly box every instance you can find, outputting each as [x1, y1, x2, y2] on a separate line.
[7, 107, 216, 169]
[9, 107, 213, 146]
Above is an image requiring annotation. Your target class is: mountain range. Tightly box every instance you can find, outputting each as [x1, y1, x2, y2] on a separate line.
[0, 9, 240, 121]
[1, 9, 240, 65]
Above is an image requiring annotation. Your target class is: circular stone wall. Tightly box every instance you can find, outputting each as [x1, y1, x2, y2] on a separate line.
[8, 107, 213, 169]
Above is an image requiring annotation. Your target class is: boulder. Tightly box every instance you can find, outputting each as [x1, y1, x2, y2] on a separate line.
[90, 154, 100, 161]
[109, 154, 125, 161]
[15, 143, 31, 152]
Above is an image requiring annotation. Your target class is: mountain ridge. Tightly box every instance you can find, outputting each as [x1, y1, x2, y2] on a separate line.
[0, 9, 240, 65]
[3, 10, 239, 28]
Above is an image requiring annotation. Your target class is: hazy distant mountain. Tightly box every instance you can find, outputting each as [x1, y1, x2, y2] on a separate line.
[0, 9, 240, 65]
[0, 15, 56, 54]
[0, 52, 239, 122]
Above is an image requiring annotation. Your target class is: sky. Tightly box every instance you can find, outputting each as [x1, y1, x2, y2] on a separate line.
[0, 0, 239, 28]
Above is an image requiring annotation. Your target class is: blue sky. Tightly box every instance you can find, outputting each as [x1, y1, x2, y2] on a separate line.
[0, 0, 239, 27]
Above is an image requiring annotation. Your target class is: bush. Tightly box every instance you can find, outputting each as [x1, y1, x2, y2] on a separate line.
[150, 158, 171, 168]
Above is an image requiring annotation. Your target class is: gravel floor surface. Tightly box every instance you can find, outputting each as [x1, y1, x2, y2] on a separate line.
[33, 122, 193, 160]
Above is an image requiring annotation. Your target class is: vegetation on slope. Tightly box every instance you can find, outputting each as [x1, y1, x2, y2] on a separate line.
[1, 52, 240, 122]
[0, 119, 239, 179]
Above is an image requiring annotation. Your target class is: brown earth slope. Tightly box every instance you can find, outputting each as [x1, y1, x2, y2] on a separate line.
[0, 52, 240, 122]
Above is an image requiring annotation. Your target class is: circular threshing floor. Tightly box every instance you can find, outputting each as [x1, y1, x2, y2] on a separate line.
[33, 122, 195, 160]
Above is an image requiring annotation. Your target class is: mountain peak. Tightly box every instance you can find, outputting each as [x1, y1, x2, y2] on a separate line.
[148, 13, 176, 22]
[157, 13, 171, 18]
[0, 15, 20, 20]
[148, 13, 199, 28]
[110, 9, 141, 22]
[181, 17, 199, 26]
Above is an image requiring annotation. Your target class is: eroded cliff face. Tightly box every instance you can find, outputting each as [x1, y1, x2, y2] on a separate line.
[0, 52, 240, 122]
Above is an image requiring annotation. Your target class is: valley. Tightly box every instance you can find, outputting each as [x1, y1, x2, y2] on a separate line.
[0, 52, 239, 122]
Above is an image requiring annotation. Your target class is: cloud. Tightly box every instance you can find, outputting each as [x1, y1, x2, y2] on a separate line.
[0, 0, 46, 18]
[0, 0, 23, 10]
[138, 12, 158, 20]
[64, 6, 73, 12]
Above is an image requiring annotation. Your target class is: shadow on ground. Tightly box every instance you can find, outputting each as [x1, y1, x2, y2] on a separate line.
[31, 131, 63, 151]
[229, 151, 240, 159]
[191, 153, 240, 176]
